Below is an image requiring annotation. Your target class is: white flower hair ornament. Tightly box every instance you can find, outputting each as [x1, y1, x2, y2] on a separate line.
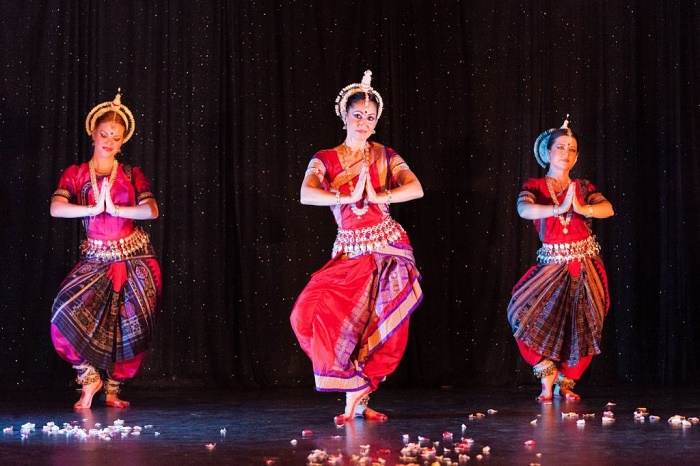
[533, 114, 571, 168]
[334, 70, 384, 124]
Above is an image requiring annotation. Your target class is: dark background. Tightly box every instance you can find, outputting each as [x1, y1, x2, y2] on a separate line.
[0, 0, 698, 392]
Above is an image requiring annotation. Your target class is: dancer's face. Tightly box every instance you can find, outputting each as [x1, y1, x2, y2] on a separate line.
[345, 100, 378, 141]
[92, 121, 125, 158]
[547, 135, 578, 171]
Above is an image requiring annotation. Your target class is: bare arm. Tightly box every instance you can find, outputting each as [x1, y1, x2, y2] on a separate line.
[105, 183, 159, 219]
[366, 169, 424, 204]
[50, 196, 103, 218]
[517, 183, 575, 220]
[50, 179, 159, 220]
[300, 165, 367, 206]
[518, 182, 614, 220]
[108, 199, 159, 220]
[572, 191, 614, 219]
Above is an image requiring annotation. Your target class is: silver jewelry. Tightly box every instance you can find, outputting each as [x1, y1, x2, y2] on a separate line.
[334, 70, 384, 124]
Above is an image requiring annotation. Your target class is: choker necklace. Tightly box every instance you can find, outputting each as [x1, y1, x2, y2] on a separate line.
[89, 159, 119, 205]
[545, 176, 570, 194]
[546, 177, 572, 234]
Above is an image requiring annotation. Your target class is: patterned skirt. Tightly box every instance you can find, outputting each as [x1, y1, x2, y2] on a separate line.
[290, 242, 423, 392]
[51, 254, 161, 369]
[506, 256, 609, 365]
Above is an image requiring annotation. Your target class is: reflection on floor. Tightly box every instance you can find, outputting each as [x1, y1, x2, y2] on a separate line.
[1, 386, 699, 465]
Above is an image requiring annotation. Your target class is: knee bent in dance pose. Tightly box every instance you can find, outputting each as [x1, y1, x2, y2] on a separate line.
[507, 116, 614, 402]
[50, 91, 162, 409]
[290, 71, 424, 423]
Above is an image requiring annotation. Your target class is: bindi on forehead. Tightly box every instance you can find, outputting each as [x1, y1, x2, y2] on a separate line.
[98, 123, 124, 137]
[350, 100, 377, 113]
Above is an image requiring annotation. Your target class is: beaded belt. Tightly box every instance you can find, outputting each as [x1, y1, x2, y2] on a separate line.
[332, 217, 405, 257]
[537, 235, 601, 265]
[80, 228, 152, 262]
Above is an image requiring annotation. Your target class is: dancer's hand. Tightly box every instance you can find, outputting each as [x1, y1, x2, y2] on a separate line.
[555, 182, 575, 215]
[364, 172, 380, 203]
[87, 179, 107, 216]
[104, 178, 119, 216]
[348, 164, 368, 204]
[571, 182, 589, 216]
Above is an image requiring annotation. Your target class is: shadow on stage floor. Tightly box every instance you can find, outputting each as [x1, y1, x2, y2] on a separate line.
[1, 386, 699, 465]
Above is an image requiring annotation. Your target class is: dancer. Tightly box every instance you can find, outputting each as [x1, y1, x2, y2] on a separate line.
[50, 91, 161, 409]
[290, 70, 424, 423]
[507, 116, 614, 401]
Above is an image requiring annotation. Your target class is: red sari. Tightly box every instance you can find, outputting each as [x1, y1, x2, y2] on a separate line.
[507, 178, 610, 379]
[290, 142, 423, 392]
[50, 162, 162, 380]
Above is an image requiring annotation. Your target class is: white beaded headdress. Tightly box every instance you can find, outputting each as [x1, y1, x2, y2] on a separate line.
[533, 114, 571, 168]
[334, 70, 384, 123]
[85, 89, 136, 143]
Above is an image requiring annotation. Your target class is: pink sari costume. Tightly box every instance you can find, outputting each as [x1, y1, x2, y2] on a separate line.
[51, 162, 161, 381]
[507, 178, 610, 380]
[290, 142, 423, 393]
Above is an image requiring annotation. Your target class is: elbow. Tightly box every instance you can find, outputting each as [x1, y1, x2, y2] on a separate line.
[516, 200, 534, 219]
[415, 185, 424, 199]
[299, 188, 312, 205]
[148, 200, 160, 219]
[410, 180, 424, 200]
[603, 202, 614, 218]
[142, 200, 159, 219]
[49, 201, 60, 217]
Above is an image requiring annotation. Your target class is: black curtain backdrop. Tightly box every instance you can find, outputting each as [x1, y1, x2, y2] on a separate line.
[0, 1, 698, 391]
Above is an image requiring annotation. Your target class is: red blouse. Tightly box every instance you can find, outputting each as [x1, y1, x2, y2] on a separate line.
[520, 178, 602, 243]
[53, 162, 155, 241]
[308, 142, 409, 230]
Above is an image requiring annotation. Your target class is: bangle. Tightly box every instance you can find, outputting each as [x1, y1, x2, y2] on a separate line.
[335, 191, 341, 206]
[114, 205, 120, 217]
[552, 205, 559, 217]
[586, 204, 593, 217]
[386, 189, 392, 205]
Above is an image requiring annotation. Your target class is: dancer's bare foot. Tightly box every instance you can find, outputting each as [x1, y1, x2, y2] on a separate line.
[536, 369, 558, 402]
[554, 375, 581, 401]
[105, 393, 130, 408]
[533, 359, 558, 402]
[334, 389, 371, 424]
[104, 379, 130, 408]
[558, 387, 581, 401]
[363, 406, 388, 421]
[73, 379, 103, 410]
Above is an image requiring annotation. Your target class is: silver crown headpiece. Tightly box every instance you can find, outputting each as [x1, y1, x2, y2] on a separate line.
[334, 70, 384, 123]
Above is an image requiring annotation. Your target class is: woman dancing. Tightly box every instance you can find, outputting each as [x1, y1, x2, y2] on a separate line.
[507, 116, 614, 401]
[290, 71, 424, 423]
[50, 91, 161, 409]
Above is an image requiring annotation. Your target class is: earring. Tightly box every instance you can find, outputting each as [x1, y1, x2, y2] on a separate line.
[371, 129, 376, 135]
[342, 124, 347, 130]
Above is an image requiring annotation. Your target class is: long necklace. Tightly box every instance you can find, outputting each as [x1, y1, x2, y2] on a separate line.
[545, 176, 573, 234]
[89, 159, 118, 205]
[340, 142, 370, 218]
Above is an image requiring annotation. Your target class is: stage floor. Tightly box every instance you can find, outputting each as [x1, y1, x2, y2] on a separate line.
[1, 386, 699, 465]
